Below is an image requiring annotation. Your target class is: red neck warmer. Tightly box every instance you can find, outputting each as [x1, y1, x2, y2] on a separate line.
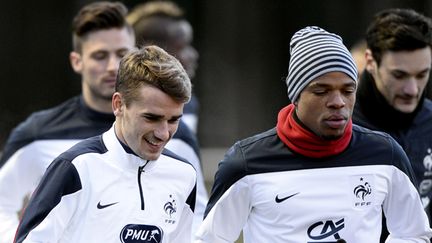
[276, 104, 352, 158]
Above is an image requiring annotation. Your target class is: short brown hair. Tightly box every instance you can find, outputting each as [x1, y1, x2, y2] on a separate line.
[116, 45, 191, 106]
[72, 1, 133, 52]
[126, 1, 184, 47]
[366, 8, 432, 65]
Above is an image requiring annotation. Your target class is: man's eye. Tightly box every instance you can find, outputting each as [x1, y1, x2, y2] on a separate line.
[392, 72, 406, 79]
[144, 116, 158, 121]
[417, 73, 428, 80]
[92, 53, 107, 60]
[117, 50, 129, 58]
[313, 90, 327, 95]
[168, 118, 180, 124]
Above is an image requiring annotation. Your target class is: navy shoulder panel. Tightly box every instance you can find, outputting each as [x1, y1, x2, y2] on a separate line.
[0, 97, 81, 167]
[15, 155, 82, 243]
[0, 96, 114, 167]
[213, 125, 408, 184]
[57, 135, 108, 162]
[15, 134, 111, 242]
[161, 148, 192, 166]
[186, 184, 197, 213]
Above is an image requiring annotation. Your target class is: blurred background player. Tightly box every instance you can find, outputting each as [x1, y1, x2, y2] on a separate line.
[0, 2, 135, 242]
[127, 0, 200, 134]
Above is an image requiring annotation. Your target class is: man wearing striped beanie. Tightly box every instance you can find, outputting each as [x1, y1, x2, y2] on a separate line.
[195, 26, 431, 243]
[287, 26, 358, 103]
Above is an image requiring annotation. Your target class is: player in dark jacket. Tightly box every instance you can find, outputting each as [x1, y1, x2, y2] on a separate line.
[352, 9, 432, 225]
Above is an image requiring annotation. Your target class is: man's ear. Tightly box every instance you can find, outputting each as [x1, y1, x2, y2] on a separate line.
[365, 49, 376, 73]
[69, 51, 83, 74]
[112, 92, 123, 116]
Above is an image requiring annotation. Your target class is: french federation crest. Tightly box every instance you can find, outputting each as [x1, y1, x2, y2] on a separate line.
[350, 175, 374, 208]
[164, 194, 177, 224]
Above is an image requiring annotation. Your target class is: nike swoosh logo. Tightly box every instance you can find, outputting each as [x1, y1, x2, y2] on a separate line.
[97, 201, 119, 209]
[275, 192, 299, 203]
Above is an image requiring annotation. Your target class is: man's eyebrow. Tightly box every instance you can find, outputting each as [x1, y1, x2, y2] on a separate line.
[116, 48, 130, 53]
[170, 114, 183, 120]
[400, 68, 430, 73]
[308, 82, 330, 88]
[142, 113, 183, 120]
[142, 112, 162, 118]
[307, 81, 356, 88]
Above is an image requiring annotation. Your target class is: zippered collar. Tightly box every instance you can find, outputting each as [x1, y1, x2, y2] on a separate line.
[102, 125, 154, 171]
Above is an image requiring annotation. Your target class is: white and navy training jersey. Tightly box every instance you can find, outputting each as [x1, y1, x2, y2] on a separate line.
[15, 126, 197, 243]
[0, 96, 114, 243]
[0, 96, 207, 243]
[195, 125, 432, 243]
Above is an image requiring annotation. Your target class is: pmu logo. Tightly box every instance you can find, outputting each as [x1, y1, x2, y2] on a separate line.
[307, 218, 345, 243]
[120, 224, 163, 243]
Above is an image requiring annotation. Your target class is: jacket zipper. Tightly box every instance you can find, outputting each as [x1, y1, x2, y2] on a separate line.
[137, 160, 150, 210]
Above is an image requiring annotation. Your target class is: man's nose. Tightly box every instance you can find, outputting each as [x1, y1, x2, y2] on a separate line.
[107, 55, 120, 72]
[154, 121, 170, 141]
[403, 78, 418, 97]
[327, 92, 346, 108]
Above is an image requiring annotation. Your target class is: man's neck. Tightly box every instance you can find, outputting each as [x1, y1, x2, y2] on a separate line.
[82, 93, 113, 114]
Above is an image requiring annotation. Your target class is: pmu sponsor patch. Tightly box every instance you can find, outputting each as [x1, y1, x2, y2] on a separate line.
[120, 224, 163, 243]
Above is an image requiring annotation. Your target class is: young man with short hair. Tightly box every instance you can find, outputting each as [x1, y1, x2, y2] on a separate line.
[15, 45, 197, 243]
[127, 2, 207, 235]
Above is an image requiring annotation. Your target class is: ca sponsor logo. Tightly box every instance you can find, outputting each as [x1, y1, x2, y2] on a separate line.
[307, 218, 345, 243]
[120, 224, 163, 243]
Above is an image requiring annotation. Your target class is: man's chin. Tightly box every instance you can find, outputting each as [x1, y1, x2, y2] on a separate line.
[395, 105, 417, 114]
[142, 151, 163, 161]
[394, 98, 419, 113]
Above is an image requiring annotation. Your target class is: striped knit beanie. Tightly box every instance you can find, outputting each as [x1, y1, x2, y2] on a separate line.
[286, 26, 358, 102]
